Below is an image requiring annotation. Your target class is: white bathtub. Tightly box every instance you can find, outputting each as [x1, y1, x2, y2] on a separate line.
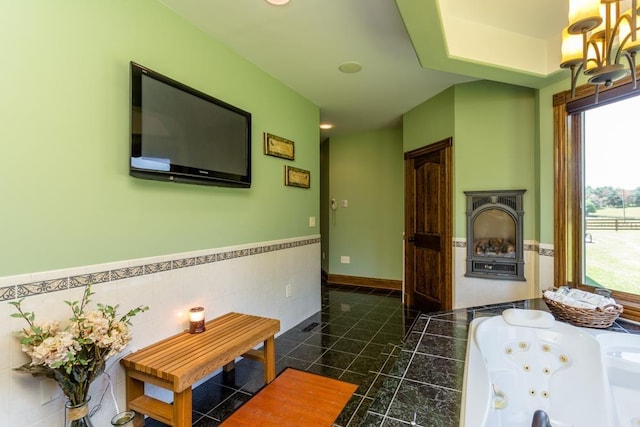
[460, 309, 640, 427]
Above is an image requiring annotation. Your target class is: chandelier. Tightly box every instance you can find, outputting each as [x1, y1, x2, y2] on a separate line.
[561, 0, 640, 99]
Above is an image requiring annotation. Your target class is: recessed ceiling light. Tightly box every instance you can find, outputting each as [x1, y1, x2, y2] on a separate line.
[266, 0, 290, 5]
[319, 123, 334, 130]
[338, 61, 362, 73]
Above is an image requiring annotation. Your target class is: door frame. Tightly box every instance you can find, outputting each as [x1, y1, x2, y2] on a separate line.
[404, 137, 454, 310]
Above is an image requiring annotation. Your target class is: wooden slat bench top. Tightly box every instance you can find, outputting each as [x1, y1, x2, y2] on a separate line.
[121, 312, 280, 426]
[121, 312, 279, 392]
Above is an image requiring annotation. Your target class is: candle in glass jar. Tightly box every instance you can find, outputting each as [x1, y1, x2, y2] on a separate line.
[189, 307, 205, 333]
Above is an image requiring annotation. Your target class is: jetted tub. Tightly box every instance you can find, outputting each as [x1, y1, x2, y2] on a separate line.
[460, 309, 640, 427]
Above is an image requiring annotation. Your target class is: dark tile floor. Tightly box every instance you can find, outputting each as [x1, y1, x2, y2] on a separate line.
[144, 286, 640, 427]
[360, 298, 640, 427]
[144, 284, 420, 427]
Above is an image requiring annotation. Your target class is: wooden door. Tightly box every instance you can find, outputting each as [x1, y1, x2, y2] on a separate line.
[404, 138, 453, 312]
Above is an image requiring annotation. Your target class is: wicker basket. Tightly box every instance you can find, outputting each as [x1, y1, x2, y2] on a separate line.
[542, 294, 623, 328]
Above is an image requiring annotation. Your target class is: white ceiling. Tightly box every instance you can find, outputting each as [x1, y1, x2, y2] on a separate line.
[157, 0, 572, 139]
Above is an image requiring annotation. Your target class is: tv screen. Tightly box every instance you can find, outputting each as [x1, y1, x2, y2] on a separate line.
[130, 62, 251, 188]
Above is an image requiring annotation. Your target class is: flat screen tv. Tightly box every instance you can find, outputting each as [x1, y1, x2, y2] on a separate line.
[130, 62, 251, 188]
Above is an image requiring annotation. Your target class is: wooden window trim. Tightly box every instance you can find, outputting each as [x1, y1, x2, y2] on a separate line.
[554, 75, 640, 322]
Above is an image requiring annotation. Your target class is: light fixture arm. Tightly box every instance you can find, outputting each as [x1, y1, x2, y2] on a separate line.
[634, 0, 639, 44]
[586, 38, 603, 69]
[608, 14, 631, 64]
[569, 62, 585, 99]
[616, 32, 633, 63]
[625, 51, 638, 89]
[604, 2, 612, 66]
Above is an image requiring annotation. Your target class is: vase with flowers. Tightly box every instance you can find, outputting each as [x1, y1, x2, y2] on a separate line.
[10, 284, 148, 426]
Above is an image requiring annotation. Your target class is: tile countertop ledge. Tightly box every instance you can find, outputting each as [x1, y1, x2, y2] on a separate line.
[360, 298, 640, 427]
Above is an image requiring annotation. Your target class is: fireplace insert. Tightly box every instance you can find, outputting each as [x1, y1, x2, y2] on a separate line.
[465, 190, 525, 280]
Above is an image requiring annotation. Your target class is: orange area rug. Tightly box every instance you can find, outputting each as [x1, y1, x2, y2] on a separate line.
[221, 368, 358, 427]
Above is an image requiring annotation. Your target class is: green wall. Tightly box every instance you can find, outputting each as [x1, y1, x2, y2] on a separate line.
[326, 127, 404, 280]
[0, 1, 319, 276]
[325, 80, 548, 285]
[403, 87, 455, 152]
[323, 77, 560, 285]
[454, 81, 537, 239]
[403, 81, 537, 240]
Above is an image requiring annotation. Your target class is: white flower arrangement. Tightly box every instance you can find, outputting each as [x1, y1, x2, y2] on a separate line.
[10, 284, 148, 406]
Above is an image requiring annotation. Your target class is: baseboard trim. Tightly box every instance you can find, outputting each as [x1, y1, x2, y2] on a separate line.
[326, 273, 402, 291]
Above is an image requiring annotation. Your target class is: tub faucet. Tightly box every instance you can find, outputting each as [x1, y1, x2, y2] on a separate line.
[531, 410, 552, 427]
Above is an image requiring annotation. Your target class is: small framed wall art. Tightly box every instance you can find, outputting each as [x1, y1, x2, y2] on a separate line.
[284, 165, 310, 189]
[264, 133, 295, 160]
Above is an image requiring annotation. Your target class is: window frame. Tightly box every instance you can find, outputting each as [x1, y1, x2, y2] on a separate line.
[553, 74, 640, 322]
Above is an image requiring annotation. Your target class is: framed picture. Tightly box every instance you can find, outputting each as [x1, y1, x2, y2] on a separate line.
[264, 133, 295, 160]
[284, 165, 310, 188]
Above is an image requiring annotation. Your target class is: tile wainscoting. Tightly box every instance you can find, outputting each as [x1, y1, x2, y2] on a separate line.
[453, 239, 554, 309]
[1, 235, 321, 426]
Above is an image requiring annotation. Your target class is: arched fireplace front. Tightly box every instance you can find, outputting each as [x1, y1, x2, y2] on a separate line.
[465, 189, 526, 280]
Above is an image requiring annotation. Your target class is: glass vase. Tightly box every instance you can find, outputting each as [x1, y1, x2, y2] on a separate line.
[111, 410, 136, 426]
[65, 396, 94, 427]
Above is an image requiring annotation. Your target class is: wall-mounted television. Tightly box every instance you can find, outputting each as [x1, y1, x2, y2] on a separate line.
[130, 62, 251, 188]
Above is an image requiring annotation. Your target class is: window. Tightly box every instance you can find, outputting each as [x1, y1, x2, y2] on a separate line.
[584, 98, 640, 296]
[554, 78, 640, 322]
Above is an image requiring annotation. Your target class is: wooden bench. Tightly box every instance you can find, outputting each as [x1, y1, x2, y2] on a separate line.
[120, 312, 280, 427]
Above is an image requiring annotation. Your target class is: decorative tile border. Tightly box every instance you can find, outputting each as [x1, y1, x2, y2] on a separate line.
[540, 248, 555, 257]
[452, 239, 554, 257]
[2, 237, 320, 302]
